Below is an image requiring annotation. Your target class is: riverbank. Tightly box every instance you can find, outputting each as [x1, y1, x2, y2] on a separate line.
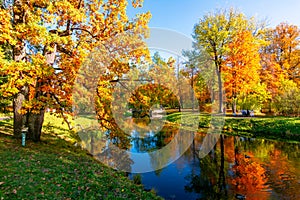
[0, 116, 162, 200]
[167, 112, 300, 143]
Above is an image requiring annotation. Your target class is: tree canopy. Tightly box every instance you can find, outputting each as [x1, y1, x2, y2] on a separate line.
[0, 0, 151, 141]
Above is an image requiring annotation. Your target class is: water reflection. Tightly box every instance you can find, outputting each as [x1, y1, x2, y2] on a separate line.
[133, 133, 300, 200]
[78, 127, 133, 172]
[80, 123, 300, 199]
[185, 135, 300, 199]
[79, 118, 194, 173]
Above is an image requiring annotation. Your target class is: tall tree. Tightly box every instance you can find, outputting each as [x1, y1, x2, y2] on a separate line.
[259, 23, 300, 112]
[0, 0, 151, 141]
[193, 9, 252, 113]
[259, 29, 283, 112]
[272, 23, 300, 85]
[224, 30, 267, 113]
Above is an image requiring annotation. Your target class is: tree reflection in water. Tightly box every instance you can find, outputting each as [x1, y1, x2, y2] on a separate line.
[185, 135, 228, 200]
[184, 134, 300, 200]
[78, 126, 133, 172]
[78, 117, 192, 173]
[78, 120, 300, 199]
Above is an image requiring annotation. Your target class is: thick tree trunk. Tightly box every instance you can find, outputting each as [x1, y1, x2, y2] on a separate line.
[13, 93, 25, 138]
[269, 99, 272, 113]
[26, 78, 45, 142]
[27, 109, 45, 142]
[26, 43, 56, 142]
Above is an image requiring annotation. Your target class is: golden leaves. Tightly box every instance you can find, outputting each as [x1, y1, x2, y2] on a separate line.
[0, 9, 15, 45]
[224, 30, 262, 99]
[132, 0, 144, 8]
[1, 0, 150, 120]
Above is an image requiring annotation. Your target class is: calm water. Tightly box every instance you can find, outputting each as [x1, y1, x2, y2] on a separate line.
[80, 121, 300, 200]
[128, 133, 300, 200]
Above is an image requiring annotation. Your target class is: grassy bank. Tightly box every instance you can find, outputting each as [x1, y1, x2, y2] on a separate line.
[167, 112, 300, 142]
[0, 115, 162, 200]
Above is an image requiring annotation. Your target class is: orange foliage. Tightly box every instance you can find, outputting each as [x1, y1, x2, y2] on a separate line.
[223, 31, 261, 101]
[231, 151, 268, 198]
[224, 136, 235, 163]
[0, 0, 151, 115]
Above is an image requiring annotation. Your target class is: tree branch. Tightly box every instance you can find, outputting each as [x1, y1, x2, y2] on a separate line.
[71, 27, 97, 38]
[56, 45, 73, 56]
[50, 94, 73, 130]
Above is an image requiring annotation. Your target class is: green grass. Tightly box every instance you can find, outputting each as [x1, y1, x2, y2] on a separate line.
[167, 112, 300, 142]
[0, 114, 162, 200]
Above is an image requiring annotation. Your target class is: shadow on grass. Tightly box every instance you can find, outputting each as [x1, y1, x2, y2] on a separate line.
[43, 122, 80, 144]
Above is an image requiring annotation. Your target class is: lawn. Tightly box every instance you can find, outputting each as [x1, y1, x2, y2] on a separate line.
[167, 112, 300, 142]
[0, 114, 162, 200]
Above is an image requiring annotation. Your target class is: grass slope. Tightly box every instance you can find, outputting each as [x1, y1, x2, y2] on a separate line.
[0, 116, 162, 200]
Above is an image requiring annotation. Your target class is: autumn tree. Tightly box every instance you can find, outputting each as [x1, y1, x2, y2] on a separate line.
[126, 52, 179, 115]
[259, 31, 283, 112]
[95, 51, 184, 148]
[0, 1, 12, 112]
[260, 23, 300, 112]
[272, 23, 300, 85]
[193, 9, 253, 113]
[224, 30, 268, 113]
[273, 78, 300, 116]
[0, 0, 151, 141]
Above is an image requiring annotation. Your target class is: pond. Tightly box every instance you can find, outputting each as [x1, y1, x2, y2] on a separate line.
[128, 133, 300, 200]
[79, 118, 300, 200]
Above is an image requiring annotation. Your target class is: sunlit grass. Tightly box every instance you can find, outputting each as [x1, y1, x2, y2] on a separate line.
[0, 114, 162, 200]
[167, 112, 300, 142]
[74, 114, 99, 130]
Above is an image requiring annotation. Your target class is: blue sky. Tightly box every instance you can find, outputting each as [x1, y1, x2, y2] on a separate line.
[128, 0, 300, 38]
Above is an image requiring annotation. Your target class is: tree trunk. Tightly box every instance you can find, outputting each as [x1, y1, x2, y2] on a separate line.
[12, 0, 27, 138]
[216, 69, 223, 113]
[13, 93, 25, 138]
[269, 99, 272, 113]
[191, 67, 195, 111]
[27, 109, 45, 142]
[232, 97, 237, 114]
[26, 43, 57, 142]
[26, 78, 45, 142]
